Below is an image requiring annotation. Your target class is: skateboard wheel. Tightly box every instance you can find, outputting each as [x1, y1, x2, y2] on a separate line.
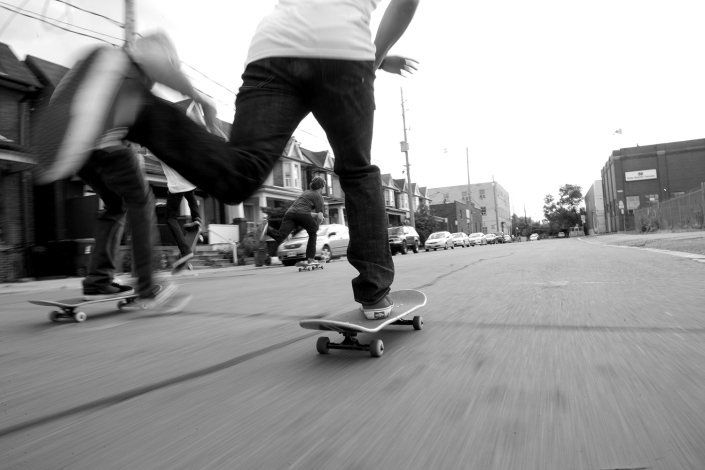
[369, 339, 384, 357]
[73, 311, 87, 323]
[316, 337, 330, 354]
[413, 316, 423, 330]
[49, 311, 61, 322]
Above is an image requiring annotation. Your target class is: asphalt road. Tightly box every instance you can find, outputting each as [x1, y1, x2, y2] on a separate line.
[1, 238, 705, 469]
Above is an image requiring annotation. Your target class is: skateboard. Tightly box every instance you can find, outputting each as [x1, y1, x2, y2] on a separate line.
[29, 293, 139, 323]
[298, 262, 323, 272]
[299, 289, 426, 357]
[171, 224, 202, 275]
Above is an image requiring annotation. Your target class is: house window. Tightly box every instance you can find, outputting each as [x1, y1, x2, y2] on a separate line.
[385, 189, 395, 207]
[481, 206, 486, 215]
[645, 194, 659, 203]
[284, 162, 301, 188]
[482, 226, 487, 233]
[461, 191, 468, 202]
[479, 189, 486, 199]
[400, 195, 408, 210]
[326, 173, 332, 194]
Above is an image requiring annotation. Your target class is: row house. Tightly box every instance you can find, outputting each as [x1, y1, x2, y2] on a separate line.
[381, 174, 431, 226]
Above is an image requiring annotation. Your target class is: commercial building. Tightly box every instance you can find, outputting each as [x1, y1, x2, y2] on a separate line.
[584, 180, 606, 235]
[429, 201, 482, 234]
[601, 138, 705, 231]
[428, 181, 511, 234]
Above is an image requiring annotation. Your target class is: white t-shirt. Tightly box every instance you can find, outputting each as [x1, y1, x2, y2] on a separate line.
[245, 0, 382, 65]
[160, 161, 196, 194]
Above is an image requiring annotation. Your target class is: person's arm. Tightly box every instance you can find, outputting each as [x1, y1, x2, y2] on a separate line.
[373, 0, 420, 70]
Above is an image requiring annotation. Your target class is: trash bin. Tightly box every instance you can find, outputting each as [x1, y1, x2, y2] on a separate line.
[73, 238, 95, 277]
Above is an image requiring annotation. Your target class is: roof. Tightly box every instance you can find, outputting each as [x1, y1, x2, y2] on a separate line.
[300, 148, 328, 168]
[394, 178, 407, 191]
[24, 55, 68, 88]
[0, 43, 41, 88]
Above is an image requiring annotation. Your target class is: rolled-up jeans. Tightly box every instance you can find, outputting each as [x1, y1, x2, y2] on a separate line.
[78, 146, 156, 296]
[126, 57, 393, 304]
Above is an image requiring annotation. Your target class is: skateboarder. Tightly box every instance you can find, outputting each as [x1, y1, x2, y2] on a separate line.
[35, 0, 421, 319]
[257, 176, 326, 266]
[160, 160, 202, 272]
[78, 142, 176, 307]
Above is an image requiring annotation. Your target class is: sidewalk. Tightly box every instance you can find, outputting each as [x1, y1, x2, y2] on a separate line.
[580, 230, 705, 258]
[0, 263, 283, 296]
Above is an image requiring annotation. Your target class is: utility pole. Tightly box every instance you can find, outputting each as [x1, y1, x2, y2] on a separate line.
[466, 147, 473, 232]
[492, 175, 500, 233]
[124, 0, 136, 46]
[400, 87, 415, 228]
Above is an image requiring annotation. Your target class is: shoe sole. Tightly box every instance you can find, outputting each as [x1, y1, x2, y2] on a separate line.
[35, 48, 132, 184]
[83, 290, 135, 301]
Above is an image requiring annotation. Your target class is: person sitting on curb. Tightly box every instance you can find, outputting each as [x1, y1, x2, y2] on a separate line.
[256, 176, 326, 266]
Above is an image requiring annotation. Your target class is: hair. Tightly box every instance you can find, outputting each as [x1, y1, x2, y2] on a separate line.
[310, 176, 326, 190]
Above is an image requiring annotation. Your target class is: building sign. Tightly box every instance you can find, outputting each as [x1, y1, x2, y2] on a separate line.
[625, 169, 657, 181]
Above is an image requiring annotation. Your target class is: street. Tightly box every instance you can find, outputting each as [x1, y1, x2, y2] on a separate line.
[2, 237, 705, 470]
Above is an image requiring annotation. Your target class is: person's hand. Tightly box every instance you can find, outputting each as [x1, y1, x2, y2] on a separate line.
[379, 55, 419, 77]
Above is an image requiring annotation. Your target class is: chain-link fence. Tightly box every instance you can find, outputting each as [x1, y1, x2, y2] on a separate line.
[633, 183, 705, 232]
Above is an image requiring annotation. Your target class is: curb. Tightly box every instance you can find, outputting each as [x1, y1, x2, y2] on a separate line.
[577, 237, 705, 262]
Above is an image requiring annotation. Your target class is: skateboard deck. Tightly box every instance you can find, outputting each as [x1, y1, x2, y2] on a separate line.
[172, 224, 202, 274]
[300, 289, 426, 357]
[29, 293, 138, 323]
[297, 261, 323, 272]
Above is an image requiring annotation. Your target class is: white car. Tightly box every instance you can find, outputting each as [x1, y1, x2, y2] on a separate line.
[424, 231, 454, 251]
[451, 232, 471, 247]
[528, 233, 539, 241]
[468, 232, 486, 246]
[482, 233, 498, 245]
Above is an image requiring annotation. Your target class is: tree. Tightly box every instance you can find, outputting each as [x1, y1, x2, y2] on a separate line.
[414, 204, 438, 245]
[543, 184, 584, 232]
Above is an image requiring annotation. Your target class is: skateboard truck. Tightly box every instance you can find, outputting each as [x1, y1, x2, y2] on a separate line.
[317, 332, 384, 357]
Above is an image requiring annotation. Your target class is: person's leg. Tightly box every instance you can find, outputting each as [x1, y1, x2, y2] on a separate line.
[266, 214, 298, 247]
[288, 212, 319, 262]
[78, 152, 134, 299]
[183, 190, 201, 224]
[165, 191, 190, 257]
[308, 59, 394, 306]
[86, 146, 157, 297]
[125, 58, 310, 205]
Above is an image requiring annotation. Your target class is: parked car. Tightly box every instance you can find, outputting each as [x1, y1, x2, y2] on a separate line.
[494, 232, 505, 244]
[451, 232, 471, 247]
[503, 234, 512, 243]
[482, 233, 498, 245]
[424, 231, 454, 251]
[557, 232, 566, 238]
[276, 223, 349, 266]
[468, 232, 486, 246]
[528, 233, 539, 241]
[388, 226, 421, 255]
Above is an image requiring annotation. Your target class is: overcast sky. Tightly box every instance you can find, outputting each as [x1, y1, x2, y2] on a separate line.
[3, 0, 705, 221]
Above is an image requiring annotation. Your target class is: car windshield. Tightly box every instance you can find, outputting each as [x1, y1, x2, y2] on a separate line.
[428, 233, 445, 239]
[469, 233, 483, 238]
[388, 227, 404, 235]
[452, 233, 463, 238]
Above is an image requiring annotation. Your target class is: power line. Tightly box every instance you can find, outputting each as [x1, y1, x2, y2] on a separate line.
[0, 3, 119, 45]
[182, 62, 236, 96]
[54, 0, 124, 27]
[0, 1, 124, 41]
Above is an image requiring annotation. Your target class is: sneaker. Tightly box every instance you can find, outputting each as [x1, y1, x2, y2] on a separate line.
[83, 281, 135, 300]
[172, 252, 194, 273]
[136, 282, 179, 310]
[360, 294, 394, 320]
[255, 220, 268, 241]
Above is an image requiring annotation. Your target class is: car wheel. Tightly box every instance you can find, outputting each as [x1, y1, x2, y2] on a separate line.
[412, 240, 420, 253]
[400, 241, 408, 255]
[320, 245, 332, 263]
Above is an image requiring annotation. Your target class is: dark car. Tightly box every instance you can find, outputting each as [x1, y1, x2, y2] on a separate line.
[388, 226, 421, 255]
[494, 232, 505, 244]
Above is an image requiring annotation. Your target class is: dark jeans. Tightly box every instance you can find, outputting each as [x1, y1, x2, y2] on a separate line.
[268, 212, 318, 260]
[77, 146, 156, 296]
[126, 57, 393, 304]
[166, 189, 200, 256]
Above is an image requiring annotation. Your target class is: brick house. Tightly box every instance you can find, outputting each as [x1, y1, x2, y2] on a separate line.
[0, 43, 42, 280]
